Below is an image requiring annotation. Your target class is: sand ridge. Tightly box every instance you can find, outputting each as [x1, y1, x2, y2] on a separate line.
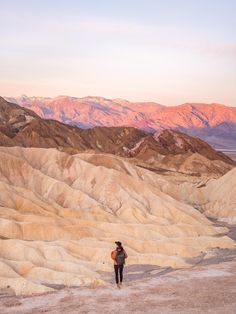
[0, 147, 235, 295]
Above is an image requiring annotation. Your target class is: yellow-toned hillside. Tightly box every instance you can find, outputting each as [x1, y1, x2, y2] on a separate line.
[0, 147, 234, 295]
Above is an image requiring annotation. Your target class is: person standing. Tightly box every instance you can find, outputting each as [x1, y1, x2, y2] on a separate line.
[111, 241, 128, 288]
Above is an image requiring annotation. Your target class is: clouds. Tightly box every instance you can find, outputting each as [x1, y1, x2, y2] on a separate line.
[0, 1, 235, 105]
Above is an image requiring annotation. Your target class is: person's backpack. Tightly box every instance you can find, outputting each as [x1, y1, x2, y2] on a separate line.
[116, 250, 125, 265]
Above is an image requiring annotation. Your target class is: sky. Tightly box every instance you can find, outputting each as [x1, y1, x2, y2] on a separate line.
[0, 0, 236, 105]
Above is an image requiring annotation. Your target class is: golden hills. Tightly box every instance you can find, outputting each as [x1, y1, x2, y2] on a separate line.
[0, 147, 234, 295]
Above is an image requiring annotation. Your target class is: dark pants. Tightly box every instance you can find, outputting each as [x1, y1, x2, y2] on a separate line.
[114, 265, 124, 284]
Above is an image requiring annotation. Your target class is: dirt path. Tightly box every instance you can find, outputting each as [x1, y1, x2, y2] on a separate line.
[1, 257, 236, 314]
[1, 224, 236, 314]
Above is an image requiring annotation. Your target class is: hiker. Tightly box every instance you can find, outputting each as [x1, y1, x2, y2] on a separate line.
[111, 241, 128, 288]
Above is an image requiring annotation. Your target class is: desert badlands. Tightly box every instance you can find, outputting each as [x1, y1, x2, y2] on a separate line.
[0, 98, 236, 313]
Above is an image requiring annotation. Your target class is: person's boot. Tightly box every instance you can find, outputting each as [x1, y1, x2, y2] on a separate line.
[117, 283, 121, 289]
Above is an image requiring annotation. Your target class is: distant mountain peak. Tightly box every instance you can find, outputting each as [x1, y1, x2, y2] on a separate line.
[4, 95, 236, 150]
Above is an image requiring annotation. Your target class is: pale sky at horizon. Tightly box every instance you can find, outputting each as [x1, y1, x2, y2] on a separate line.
[0, 0, 236, 106]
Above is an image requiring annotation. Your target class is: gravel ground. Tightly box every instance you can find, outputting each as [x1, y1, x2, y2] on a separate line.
[1, 256, 236, 314]
[0, 225, 236, 314]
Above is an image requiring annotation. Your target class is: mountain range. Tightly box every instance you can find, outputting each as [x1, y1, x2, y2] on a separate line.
[6, 95, 236, 149]
[0, 96, 234, 177]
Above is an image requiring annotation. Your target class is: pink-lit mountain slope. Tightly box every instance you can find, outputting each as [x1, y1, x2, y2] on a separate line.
[6, 95, 236, 149]
[1, 96, 234, 177]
